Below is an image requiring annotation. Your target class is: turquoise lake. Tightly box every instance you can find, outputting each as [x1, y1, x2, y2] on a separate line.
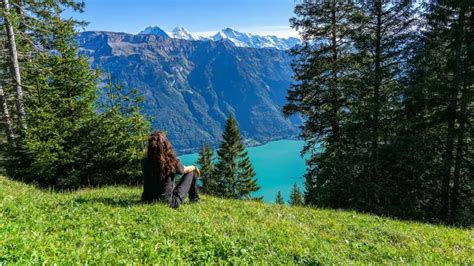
[179, 140, 307, 203]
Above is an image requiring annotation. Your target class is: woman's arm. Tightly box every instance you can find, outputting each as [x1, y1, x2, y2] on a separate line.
[183, 165, 201, 177]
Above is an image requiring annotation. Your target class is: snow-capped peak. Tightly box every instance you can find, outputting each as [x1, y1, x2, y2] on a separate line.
[168, 26, 195, 40]
[139, 26, 170, 38]
[211, 28, 300, 50]
[139, 26, 301, 50]
[220, 28, 248, 38]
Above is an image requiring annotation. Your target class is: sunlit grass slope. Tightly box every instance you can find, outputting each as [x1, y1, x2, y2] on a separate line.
[0, 176, 472, 264]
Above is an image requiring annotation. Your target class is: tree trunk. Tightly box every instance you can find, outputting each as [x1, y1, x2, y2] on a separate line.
[450, 4, 469, 224]
[372, 0, 382, 162]
[2, 0, 27, 130]
[330, 0, 340, 136]
[0, 84, 15, 143]
[368, 0, 383, 208]
[451, 85, 468, 224]
[441, 4, 465, 222]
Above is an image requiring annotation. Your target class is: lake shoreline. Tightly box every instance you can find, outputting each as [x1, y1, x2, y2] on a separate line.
[177, 135, 302, 156]
[179, 139, 307, 203]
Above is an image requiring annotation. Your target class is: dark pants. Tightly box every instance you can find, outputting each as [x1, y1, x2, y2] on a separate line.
[170, 172, 200, 209]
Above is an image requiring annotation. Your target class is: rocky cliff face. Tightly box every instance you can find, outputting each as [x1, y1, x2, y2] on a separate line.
[77, 31, 299, 153]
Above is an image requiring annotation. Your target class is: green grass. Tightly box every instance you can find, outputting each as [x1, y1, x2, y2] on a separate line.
[0, 176, 472, 264]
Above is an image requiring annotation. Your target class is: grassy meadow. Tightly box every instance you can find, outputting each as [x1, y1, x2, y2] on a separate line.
[0, 176, 472, 264]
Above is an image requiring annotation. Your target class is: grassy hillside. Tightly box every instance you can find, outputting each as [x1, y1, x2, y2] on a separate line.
[0, 176, 472, 264]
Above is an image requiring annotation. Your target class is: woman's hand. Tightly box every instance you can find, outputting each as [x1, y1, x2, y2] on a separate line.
[183, 165, 201, 178]
[194, 166, 201, 178]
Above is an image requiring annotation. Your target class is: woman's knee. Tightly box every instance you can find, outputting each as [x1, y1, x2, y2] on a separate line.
[184, 171, 195, 179]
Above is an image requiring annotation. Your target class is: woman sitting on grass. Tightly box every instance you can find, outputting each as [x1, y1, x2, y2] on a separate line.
[141, 131, 200, 208]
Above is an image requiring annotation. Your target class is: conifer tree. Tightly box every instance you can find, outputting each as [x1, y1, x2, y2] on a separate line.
[0, 83, 14, 143]
[285, 0, 413, 214]
[275, 191, 284, 205]
[428, 1, 473, 225]
[287, 0, 472, 225]
[4, 2, 150, 188]
[1, 0, 85, 132]
[349, 0, 417, 210]
[289, 183, 303, 206]
[197, 144, 216, 194]
[214, 114, 259, 199]
[284, 0, 357, 207]
[401, 1, 473, 224]
[2, 0, 26, 129]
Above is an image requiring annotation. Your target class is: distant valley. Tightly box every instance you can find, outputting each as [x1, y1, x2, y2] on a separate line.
[77, 28, 301, 153]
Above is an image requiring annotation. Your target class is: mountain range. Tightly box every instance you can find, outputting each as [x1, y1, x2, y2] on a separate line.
[139, 26, 301, 50]
[77, 29, 300, 153]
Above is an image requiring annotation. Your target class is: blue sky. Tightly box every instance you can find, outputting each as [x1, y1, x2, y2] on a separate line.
[64, 0, 298, 37]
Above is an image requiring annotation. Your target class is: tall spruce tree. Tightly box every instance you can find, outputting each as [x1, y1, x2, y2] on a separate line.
[1, 0, 85, 133]
[430, 1, 473, 225]
[214, 114, 259, 199]
[401, 1, 473, 225]
[287, 0, 472, 225]
[289, 183, 304, 206]
[2, 0, 26, 129]
[0, 23, 15, 143]
[275, 191, 285, 205]
[284, 0, 357, 208]
[349, 0, 417, 213]
[4, 1, 150, 188]
[197, 144, 216, 194]
[0, 83, 14, 143]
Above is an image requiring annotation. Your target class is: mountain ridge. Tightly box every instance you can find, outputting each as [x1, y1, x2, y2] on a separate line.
[138, 26, 301, 50]
[78, 31, 300, 153]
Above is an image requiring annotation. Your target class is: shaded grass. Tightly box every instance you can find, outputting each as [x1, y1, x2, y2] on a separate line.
[0, 176, 472, 264]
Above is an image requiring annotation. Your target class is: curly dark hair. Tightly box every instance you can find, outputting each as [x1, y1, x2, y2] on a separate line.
[147, 131, 179, 180]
